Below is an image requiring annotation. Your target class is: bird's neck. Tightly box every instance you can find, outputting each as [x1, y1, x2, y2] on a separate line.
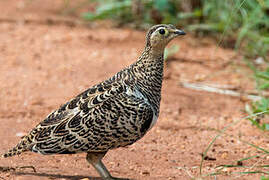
[130, 46, 165, 113]
[132, 47, 164, 78]
[133, 46, 164, 74]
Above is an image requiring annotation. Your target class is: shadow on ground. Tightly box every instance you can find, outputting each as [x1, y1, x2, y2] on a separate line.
[15, 172, 133, 180]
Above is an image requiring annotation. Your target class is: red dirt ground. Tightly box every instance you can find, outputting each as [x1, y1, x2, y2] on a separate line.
[0, 1, 268, 180]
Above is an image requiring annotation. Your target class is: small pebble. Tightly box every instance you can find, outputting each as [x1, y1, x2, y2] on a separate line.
[141, 170, 150, 175]
[15, 132, 26, 137]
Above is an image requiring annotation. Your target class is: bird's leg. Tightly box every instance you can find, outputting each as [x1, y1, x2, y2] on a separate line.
[86, 151, 113, 180]
[86, 152, 129, 180]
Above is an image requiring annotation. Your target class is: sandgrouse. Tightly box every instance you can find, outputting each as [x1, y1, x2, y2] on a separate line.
[3, 24, 185, 180]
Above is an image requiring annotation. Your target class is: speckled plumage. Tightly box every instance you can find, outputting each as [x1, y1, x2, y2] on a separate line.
[3, 24, 185, 180]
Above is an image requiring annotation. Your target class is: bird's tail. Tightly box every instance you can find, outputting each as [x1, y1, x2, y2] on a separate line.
[2, 136, 31, 158]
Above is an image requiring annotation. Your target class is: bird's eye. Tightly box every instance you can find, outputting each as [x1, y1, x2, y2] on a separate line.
[159, 29, 165, 35]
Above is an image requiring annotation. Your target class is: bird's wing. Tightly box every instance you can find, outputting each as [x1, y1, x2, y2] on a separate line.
[33, 81, 127, 129]
[21, 79, 153, 154]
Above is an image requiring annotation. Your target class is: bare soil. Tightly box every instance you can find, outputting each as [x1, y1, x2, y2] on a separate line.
[0, 1, 268, 180]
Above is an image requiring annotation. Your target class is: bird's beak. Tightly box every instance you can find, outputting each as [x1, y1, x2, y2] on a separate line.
[174, 29, 186, 36]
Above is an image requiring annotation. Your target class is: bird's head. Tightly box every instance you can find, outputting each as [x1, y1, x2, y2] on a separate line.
[145, 24, 185, 52]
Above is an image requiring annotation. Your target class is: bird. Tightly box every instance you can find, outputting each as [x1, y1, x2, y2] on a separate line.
[2, 24, 186, 180]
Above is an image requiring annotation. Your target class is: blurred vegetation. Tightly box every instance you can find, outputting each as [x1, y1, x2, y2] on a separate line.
[261, 175, 269, 180]
[81, 0, 269, 59]
[245, 65, 269, 131]
[246, 98, 269, 131]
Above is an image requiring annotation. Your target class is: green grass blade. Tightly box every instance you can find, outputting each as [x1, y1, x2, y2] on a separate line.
[199, 111, 268, 175]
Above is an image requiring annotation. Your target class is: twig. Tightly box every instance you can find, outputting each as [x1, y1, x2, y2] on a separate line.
[197, 82, 269, 97]
[179, 81, 262, 101]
